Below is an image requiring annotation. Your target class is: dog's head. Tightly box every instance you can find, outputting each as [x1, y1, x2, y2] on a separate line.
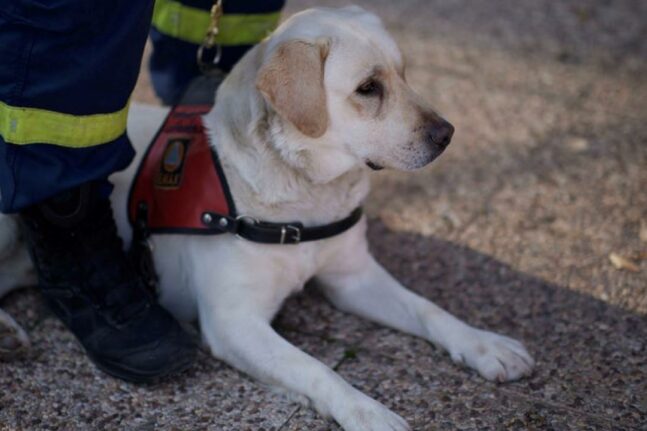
[255, 6, 454, 177]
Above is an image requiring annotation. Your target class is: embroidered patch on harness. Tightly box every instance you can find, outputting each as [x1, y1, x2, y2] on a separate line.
[155, 137, 190, 189]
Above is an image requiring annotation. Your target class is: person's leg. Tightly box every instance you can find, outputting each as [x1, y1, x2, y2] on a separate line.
[149, 0, 285, 105]
[0, 0, 196, 382]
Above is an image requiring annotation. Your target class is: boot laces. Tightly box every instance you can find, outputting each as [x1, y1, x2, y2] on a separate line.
[31, 199, 154, 327]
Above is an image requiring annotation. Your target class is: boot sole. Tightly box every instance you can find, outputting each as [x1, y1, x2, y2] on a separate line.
[88, 348, 196, 384]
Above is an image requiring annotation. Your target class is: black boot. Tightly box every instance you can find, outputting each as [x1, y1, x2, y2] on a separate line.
[19, 183, 196, 383]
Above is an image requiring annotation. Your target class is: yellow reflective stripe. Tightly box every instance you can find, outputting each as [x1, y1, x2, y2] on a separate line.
[0, 100, 129, 147]
[152, 0, 280, 46]
[214, 12, 281, 45]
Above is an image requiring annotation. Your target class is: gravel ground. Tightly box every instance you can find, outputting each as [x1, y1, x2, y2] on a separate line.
[2, 1, 646, 430]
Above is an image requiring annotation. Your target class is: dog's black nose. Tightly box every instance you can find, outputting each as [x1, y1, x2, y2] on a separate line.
[430, 120, 455, 149]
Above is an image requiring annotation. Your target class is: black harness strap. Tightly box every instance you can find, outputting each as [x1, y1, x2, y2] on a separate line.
[130, 202, 159, 293]
[200, 207, 363, 245]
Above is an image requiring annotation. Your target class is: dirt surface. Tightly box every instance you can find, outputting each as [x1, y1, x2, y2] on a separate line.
[2, 1, 646, 430]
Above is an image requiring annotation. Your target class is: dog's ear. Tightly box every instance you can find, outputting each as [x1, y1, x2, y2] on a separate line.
[256, 39, 330, 138]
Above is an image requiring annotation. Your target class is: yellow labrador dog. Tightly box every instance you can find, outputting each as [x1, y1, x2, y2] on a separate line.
[0, 7, 534, 430]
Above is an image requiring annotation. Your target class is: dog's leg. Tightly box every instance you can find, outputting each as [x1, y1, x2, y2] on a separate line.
[0, 213, 35, 294]
[317, 247, 534, 382]
[0, 214, 33, 359]
[198, 300, 409, 431]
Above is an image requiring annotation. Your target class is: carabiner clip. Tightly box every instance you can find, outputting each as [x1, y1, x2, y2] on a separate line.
[197, 0, 224, 74]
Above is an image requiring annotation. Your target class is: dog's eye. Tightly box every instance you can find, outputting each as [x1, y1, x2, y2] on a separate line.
[355, 79, 382, 97]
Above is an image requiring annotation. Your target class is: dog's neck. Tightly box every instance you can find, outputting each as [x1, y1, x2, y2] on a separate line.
[204, 49, 370, 226]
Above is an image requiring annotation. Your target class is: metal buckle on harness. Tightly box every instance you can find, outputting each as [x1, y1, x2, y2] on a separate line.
[280, 225, 301, 244]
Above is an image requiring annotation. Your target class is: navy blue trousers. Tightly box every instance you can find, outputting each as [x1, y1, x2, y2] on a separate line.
[0, 0, 284, 213]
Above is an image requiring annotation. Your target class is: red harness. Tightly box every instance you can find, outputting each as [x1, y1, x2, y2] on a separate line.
[128, 104, 235, 234]
[128, 84, 362, 245]
[127, 76, 362, 291]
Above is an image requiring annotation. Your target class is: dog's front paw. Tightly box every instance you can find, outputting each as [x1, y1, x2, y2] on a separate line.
[448, 327, 534, 382]
[0, 309, 30, 361]
[335, 393, 410, 431]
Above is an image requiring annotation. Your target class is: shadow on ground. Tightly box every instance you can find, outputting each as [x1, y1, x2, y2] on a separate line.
[276, 220, 647, 430]
[1, 220, 644, 430]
